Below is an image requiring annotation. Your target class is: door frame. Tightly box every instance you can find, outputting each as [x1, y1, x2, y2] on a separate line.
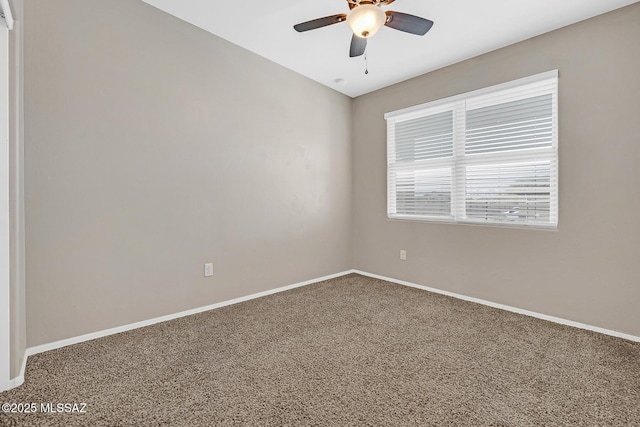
[0, 0, 13, 392]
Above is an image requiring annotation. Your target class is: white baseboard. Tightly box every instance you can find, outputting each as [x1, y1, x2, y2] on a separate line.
[7, 268, 638, 391]
[9, 357, 25, 389]
[28, 270, 356, 356]
[9, 270, 355, 390]
[353, 270, 640, 343]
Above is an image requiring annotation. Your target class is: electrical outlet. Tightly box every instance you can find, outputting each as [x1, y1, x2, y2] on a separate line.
[204, 263, 213, 277]
[400, 250, 407, 260]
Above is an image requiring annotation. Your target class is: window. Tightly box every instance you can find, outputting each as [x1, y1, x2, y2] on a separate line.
[385, 70, 558, 229]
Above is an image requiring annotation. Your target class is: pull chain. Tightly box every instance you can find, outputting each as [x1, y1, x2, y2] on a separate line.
[364, 52, 369, 75]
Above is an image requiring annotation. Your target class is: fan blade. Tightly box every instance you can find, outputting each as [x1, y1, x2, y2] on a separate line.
[294, 14, 347, 32]
[384, 11, 434, 36]
[349, 34, 367, 58]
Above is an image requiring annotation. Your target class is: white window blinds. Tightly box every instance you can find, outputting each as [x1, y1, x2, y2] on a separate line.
[386, 70, 558, 229]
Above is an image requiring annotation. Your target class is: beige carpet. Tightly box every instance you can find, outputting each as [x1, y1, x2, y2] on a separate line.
[1, 273, 639, 426]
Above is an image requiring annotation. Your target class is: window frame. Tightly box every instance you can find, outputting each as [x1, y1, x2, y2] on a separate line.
[385, 70, 558, 230]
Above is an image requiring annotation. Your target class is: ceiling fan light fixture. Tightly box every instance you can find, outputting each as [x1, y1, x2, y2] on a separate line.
[347, 4, 386, 38]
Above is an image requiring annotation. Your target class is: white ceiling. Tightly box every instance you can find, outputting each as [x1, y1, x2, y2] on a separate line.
[141, 0, 638, 98]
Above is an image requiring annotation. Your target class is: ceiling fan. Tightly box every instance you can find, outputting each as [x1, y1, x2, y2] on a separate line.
[293, 0, 434, 58]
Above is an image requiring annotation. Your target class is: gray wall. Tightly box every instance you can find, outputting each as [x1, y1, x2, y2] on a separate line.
[24, 0, 352, 346]
[352, 3, 640, 337]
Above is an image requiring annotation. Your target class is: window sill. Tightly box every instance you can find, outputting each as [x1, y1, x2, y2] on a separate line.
[387, 215, 558, 231]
